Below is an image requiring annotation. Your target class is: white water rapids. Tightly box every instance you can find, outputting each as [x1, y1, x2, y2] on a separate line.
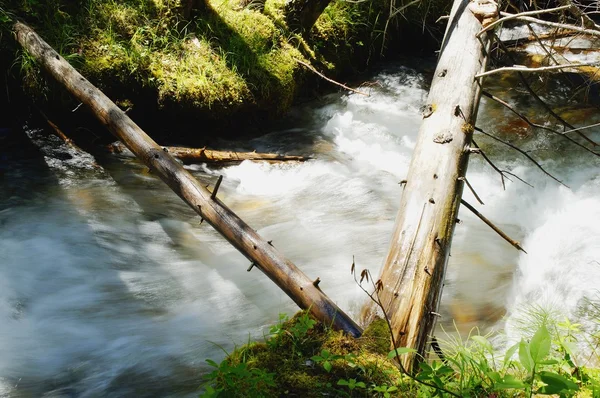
[1, 63, 599, 396]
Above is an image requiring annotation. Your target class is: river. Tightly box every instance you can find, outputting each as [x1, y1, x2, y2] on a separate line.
[1, 62, 599, 396]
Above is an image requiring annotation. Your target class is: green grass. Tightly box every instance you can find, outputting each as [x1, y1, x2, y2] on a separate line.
[0, 0, 399, 127]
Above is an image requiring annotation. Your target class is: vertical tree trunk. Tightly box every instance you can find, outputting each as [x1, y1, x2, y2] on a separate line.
[361, 0, 494, 372]
[284, 0, 332, 34]
[14, 21, 362, 338]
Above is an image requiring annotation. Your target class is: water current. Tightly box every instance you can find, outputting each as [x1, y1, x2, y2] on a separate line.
[1, 62, 599, 396]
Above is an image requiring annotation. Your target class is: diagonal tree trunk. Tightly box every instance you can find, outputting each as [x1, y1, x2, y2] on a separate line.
[14, 21, 362, 338]
[361, 0, 496, 372]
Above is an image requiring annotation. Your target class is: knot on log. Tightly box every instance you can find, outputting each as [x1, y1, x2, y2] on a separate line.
[433, 130, 453, 144]
[420, 104, 435, 118]
[468, 0, 498, 27]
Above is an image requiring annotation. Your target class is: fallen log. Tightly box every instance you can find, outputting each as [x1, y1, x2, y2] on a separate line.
[14, 21, 361, 337]
[109, 141, 308, 164]
[361, 0, 495, 372]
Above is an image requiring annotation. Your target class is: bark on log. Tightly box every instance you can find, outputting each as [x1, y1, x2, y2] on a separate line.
[109, 142, 308, 164]
[14, 21, 362, 338]
[361, 0, 493, 372]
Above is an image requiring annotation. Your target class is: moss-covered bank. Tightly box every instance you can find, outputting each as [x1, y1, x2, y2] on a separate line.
[0, 0, 446, 141]
[202, 310, 600, 397]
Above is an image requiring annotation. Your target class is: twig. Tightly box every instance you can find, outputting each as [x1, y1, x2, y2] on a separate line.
[481, 91, 600, 157]
[494, 32, 598, 147]
[475, 62, 600, 79]
[460, 199, 527, 253]
[561, 121, 600, 135]
[351, 264, 461, 397]
[458, 177, 485, 205]
[471, 140, 536, 189]
[474, 126, 568, 188]
[211, 175, 223, 200]
[477, 5, 571, 37]
[295, 59, 369, 96]
[559, 0, 600, 30]
[499, 12, 600, 38]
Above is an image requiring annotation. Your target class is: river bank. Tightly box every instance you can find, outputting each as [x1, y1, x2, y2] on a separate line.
[0, 0, 445, 143]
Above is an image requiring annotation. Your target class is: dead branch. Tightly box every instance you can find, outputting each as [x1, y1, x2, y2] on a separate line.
[481, 91, 600, 157]
[499, 12, 600, 38]
[458, 176, 485, 205]
[474, 126, 568, 187]
[476, 62, 600, 78]
[109, 142, 309, 164]
[477, 5, 571, 37]
[494, 34, 598, 147]
[460, 199, 527, 253]
[558, 0, 600, 30]
[471, 139, 533, 189]
[295, 59, 369, 96]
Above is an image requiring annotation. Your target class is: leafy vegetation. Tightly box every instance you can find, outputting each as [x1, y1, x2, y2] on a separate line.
[200, 308, 600, 397]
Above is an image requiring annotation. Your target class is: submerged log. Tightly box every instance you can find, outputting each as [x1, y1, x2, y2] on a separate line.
[109, 142, 308, 164]
[14, 21, 362, 338]
[361, 0, 494, 371]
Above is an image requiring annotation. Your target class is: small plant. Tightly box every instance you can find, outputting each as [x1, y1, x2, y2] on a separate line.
[337, 377, 367, 391]
[311, 349, 343, 372]
[200, 357, 275, 397]
[371, 383, 398, 397]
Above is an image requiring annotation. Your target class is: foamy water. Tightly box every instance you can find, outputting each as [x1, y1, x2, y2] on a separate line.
[1, 63, 599, 395]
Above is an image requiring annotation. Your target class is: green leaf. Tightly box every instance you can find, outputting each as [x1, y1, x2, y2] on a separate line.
[337, 379, 349, 386]
[538, 371, 580, 394]
[487, 371, 501, 383]
[503, 342, 520, 365]
[495, 374, 527, 390]
[471, 335, 494, 352]
[530, 323, 551, 364]
[537, 359, 559, 365]
[388, 347, 416, 358]
[519, 339, 533, 373]
[355, 381, 366, 388]
[323, 361, 332, 373]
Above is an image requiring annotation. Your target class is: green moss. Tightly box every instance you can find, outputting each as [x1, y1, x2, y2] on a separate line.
[360, 317, 392, 355]
[1, 0, 440, 135]
[205, 311, 406, 397]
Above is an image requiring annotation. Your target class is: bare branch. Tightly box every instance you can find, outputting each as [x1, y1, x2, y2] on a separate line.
[458, 176, 485, 205]
[460, 199, 527, 253]
[481, 91, 600, 156]
[295, 59, 369, 96]
[476, 62, 600, 78]
[493, 33, 599, 147]
[477, 5, 571, 37]
[561, 121, 600, 135]
[472, 139, 532, 190]
[499, 11, 600, 38]
[474, 126, 569, 187]
[558, 0, 600, 30]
